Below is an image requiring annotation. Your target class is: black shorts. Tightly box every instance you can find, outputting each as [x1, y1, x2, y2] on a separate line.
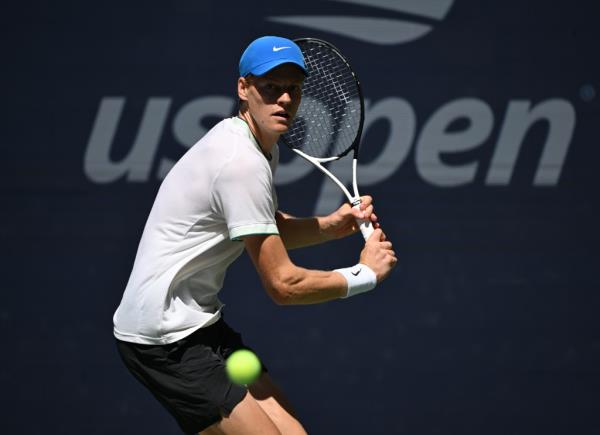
[116, 318, 264, 434]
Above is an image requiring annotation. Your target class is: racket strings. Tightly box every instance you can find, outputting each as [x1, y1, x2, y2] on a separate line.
[282, 42, 361, 159]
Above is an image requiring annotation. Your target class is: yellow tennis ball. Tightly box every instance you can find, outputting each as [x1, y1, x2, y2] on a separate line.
[226, 349, 262, 385]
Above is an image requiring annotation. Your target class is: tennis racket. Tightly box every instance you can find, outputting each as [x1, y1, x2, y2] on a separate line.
[279, 38, 373, 240]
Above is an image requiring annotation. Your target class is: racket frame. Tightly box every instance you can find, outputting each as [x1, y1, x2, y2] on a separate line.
[282, 38, 373, 239]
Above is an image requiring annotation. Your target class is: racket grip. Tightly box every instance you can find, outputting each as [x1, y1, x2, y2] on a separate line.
[352, 203, 374, 240]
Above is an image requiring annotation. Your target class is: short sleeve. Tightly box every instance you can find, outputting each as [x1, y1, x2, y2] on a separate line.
[211, 155, 279, 241]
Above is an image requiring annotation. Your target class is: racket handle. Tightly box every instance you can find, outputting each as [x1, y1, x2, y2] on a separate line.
[352, 203, 374, 240]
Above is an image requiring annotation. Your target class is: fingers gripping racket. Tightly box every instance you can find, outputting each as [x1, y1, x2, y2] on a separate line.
[279, 38, 374, 240]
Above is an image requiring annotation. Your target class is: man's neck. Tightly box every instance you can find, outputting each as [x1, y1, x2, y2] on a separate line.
[238, 111, 277, 156]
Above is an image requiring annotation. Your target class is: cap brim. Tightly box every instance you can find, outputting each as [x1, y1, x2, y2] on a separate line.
[249, 59, 308, 77]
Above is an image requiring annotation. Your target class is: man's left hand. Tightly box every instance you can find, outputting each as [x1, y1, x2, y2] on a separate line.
[321, 195, 380, 240]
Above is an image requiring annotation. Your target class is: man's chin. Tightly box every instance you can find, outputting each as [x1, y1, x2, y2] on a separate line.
[273, 122, 290, 134]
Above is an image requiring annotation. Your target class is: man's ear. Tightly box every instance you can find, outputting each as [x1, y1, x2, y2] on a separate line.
[238, 77, 249, 102]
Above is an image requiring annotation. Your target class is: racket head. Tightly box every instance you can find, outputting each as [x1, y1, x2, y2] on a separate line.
[279, 38, 365, 160]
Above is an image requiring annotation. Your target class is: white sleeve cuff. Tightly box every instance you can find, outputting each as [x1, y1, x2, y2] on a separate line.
[229, 223, 279, 241]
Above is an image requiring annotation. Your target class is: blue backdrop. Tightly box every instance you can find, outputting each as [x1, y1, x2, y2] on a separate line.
[4, 1, 600, 434]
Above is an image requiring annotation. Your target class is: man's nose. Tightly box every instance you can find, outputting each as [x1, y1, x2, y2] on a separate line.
[278, 91, 292, 104]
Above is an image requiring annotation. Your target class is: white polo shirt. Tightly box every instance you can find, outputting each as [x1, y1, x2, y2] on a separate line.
[113, 117, 279, 345]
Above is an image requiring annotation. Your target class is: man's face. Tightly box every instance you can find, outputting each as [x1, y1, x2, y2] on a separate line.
[239, 63, 305, 135]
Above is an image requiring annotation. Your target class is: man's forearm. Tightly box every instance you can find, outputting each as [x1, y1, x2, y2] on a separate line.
[244, 233, 350, 304]
[265, 265, 348, 305]
[275, 211, 335, 249]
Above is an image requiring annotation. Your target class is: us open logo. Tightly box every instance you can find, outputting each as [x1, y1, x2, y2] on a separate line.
[83, 0, 576, 215]
[267, 0, 455, 45]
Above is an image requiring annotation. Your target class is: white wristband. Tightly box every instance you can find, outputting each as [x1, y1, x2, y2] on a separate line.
[334, 263, 377, 298]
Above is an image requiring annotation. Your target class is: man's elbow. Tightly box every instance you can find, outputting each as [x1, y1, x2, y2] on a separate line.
[265, 272, 302, 305]
[265, 281, 293, 305]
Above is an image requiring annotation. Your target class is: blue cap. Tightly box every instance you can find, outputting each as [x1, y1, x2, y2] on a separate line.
[239, 36, 307, 77]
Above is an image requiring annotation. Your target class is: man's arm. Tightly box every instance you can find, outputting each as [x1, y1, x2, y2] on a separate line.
[243, 227, 396, 305]
[276, 195, 378, 250]
[274, 212, 331, 250]
[244, 233, 347, 304]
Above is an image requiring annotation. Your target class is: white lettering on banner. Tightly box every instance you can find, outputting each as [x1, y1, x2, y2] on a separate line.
[83, 95, 576, 213]
[84, 97, 171, 183]
[267, 0, 455, 45]
[486, 99, 576, 186]
[416, 98, 494, 187]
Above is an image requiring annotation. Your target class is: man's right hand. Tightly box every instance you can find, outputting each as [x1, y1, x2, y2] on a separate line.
[359, 229, 397, 283]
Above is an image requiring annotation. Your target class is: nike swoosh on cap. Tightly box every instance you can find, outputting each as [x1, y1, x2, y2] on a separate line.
[272, 46, 291, 52]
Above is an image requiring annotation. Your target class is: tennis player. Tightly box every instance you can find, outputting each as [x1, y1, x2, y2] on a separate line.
[113, 35, 397, 435]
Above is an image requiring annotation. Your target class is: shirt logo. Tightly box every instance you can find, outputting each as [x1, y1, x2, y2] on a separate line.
[272, 46, 291, 52]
